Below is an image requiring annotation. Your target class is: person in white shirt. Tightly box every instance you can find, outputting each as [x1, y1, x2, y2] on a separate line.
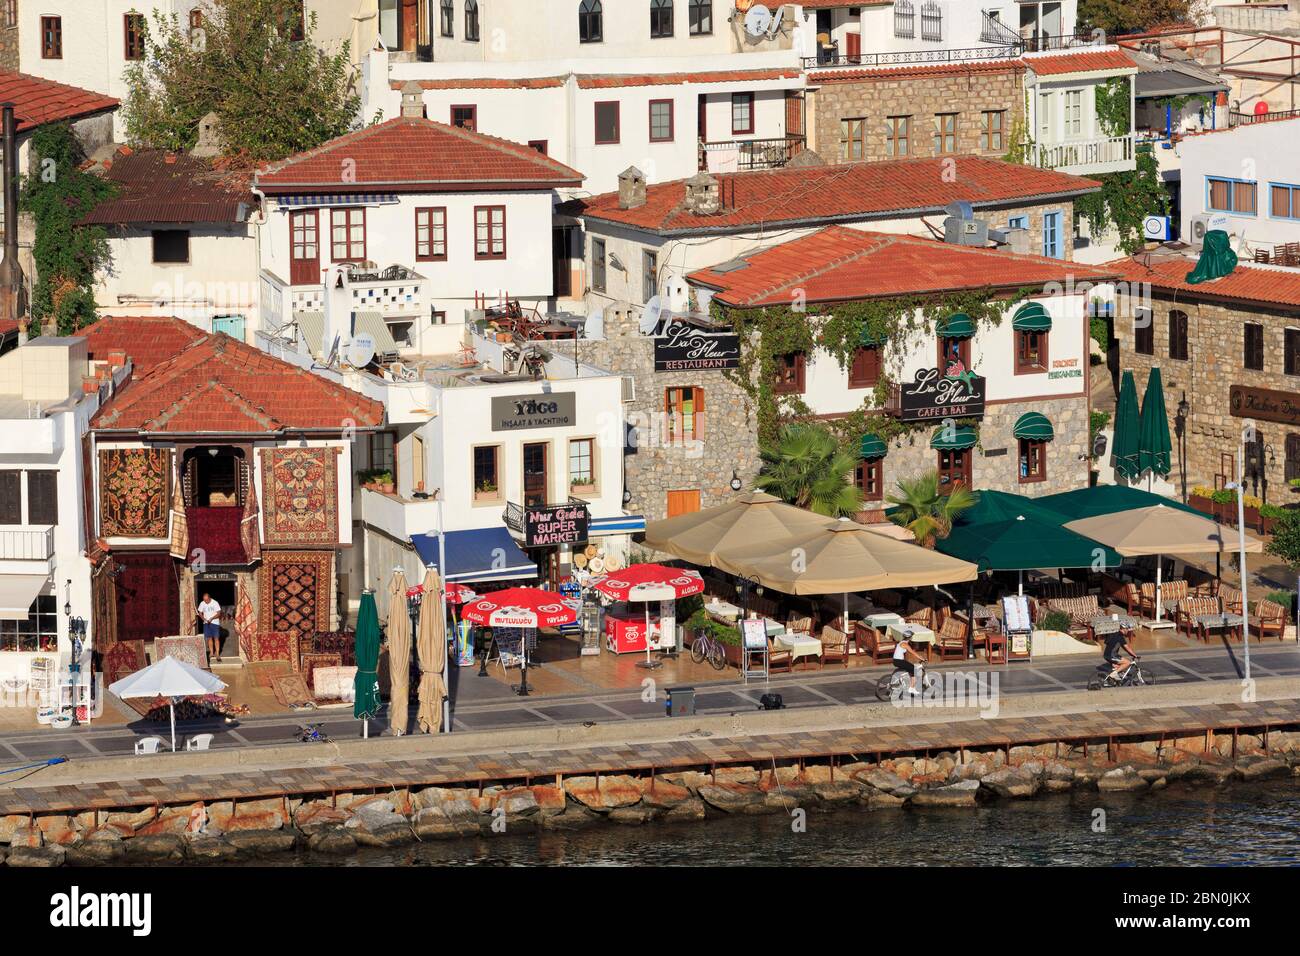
[197, 592, 222, 660]
[893, 635, 925, 696]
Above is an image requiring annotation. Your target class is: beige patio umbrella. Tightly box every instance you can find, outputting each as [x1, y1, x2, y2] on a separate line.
[1064, 503, 1263, 623]
[416, 566, 447, 734]
[386, 570, 411, 736]
[716, 520, 979, 595]
[642, 491, 837, 568]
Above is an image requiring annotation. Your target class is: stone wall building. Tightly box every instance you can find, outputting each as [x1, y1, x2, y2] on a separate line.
[0, 2, 17, 72]
[1108, 253, 1300, 503]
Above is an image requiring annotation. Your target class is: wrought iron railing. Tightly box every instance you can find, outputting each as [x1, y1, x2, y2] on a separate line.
[980, 10, 1019, 45]
[699, 134, 805, 171]
[1018, 31, 1108, 53]
[803, 46, 1018, 69]
[1230, 108, 1300, 126]
[503, 497, 590, 534]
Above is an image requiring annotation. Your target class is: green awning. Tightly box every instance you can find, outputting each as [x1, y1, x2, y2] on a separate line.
[860, 433, 888, 459]
[1013, 411, 1055, 441]
[1011, 302, 1052, 331]
[930, 424, 977, 450]
[860, 326, 888, 346]
[938, 313, 975, 338]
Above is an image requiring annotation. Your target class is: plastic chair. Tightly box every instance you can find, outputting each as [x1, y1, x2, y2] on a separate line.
[134, 737, 164, 755]
[186, 733, 214, 751]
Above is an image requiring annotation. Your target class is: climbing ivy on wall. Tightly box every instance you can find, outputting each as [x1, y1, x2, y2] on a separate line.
[1074, 148, 1170, 256]
[713, 287, 1031, 449]
[1095, 77, 1132, 139]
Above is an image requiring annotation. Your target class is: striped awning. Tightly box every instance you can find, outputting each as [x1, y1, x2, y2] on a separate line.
[1012, 302, 1052, 331]
[589, 514, 646, 536]
[276, 193, 400, 208]
[931, 424, 978, 450]
[860, 433, 888, 459]
[1014, 411, 1055, 441]
[938, 313, 975, 338]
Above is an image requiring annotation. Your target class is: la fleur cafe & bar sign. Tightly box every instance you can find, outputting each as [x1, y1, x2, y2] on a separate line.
[895, 366, 987, 422]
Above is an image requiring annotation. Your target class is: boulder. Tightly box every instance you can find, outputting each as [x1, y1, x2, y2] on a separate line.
[64, 839, 125, 866]
[1236, 758, 1289, 781]
[663, 798, 706, 823]
[697, 783, 765, 813]
[638, 779, 692, 809]
[352, 823, 416, 848]
[134, 811, 192, 837]
[123, 834, 187, 863]
[308, 828, 358, 855]
[911, 779, 981, 807]
[529, 786, 567, 815]
[0, 815, 31, 845]
[411, 806, 480, 840]
[7, 824, 42, 848]
[714, 766, 760, 784]
[294, 802, 353, 832]
[563, 775, 643, 811]
[1170, 762, 1234, 785]
[35, 815, 80, 846]
[859, 769, 917, 799]
[224, 829, 298, 855]
[487, 787, 540, 818]
[1097, 768, 1148, 792]
[864, 791, 909, 809]
[6, 845, 65, 867]
[539, 806, 601, 831]
[811, 781, 864, 804]
[186, 835, 241, 863]
[980, 767, 1040, 799]
[608, 806, 656, 825]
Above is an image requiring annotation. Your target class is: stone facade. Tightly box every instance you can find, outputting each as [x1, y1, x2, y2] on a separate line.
[808, 66, 1025, 166]
[0, 3, 15, 72]
[1117, 291, 1300, 500]
[574, 306, 760, 524]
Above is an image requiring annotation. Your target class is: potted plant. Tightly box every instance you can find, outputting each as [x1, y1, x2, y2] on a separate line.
[474, 478, 498, 502]
[1290, 477, 1300, 494]
[1260, 502, 1289, 535]
[375, 471, 395, 494]
[1188, 485, 1215, 516]
[1209, 487, 1238, 525]
[685, 609, 742, 668]
[570, 475, 596, 495]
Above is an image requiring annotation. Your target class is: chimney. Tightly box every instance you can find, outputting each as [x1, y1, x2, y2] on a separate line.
[321, 264, 353, 364]
[617, 166, 646, 210]
[0, 103, 23, 329]
[683, 171, 722, 216]
[400, 81, 426, 119]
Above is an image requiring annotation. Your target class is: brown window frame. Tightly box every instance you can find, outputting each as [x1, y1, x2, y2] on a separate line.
[450, 104, 477, 130]
[938, 334, 970, 370]
[595, 100, 621, 144]
[1244, 321, 1265, 371]
[474, 205, 507, 260]
[848, 345, 881, 388]
[885, 115, 910, 157]
[41, 16, 62, 59]
[649, 99, 674, 143]
[980, 110, 1004, 151]
[1018, 438, 1047, 484]
[124, 13, 146, 60]
[933, 112, 957, 155]
[731, 92, 755, 135]
[772, 351, 806, 395]
[665, 386, 705, 442]
[840, 116, 868, 161]
[415, 207, 447, 262]
[1134, 307, 1154, 356]
[1168, 309, 1189, 361]
[1014, 329, 1048, 374]
[1285, 328, 1300, 376]
[27, 471, 58, 526]
[329, 207, 367, 263]
[472, 444, 501, 501]
[855, 457, 883, 502]
[937, 448, 971, 490]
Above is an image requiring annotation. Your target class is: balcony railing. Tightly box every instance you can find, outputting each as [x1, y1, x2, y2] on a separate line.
[1019, 31, 1109, 53]
[284, 264, 428, 320]
[980, 11, 1020, 45]
[1230, 108, 1300, 126]
[1033, 133, 1135, 174]
[699, 134, 805, 172]
[804, 45, 1017, 70]
[0, 525, 54, 563]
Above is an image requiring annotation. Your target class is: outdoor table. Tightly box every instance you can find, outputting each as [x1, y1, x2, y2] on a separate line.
[888, 622, 935, 660]
[762, 618, 786, 638]
[1089, 614, 1137, 639]
[775, 633, 822, 665]
[1195, 612, 1244, 641]
[865, 611, 904, 630]
[705, 600, 741, 623]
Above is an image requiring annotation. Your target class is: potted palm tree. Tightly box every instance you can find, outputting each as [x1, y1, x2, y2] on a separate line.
[753, 422, 863, 517]
[885, 470, 977, 547]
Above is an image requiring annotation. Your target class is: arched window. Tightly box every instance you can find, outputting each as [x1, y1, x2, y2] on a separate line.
[464, 0, 479, 42]
[651, 0, 673, 38]
[579, 0, 603, 43]
[440, 0, 454, 37]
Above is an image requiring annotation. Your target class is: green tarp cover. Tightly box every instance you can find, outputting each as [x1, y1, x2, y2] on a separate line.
[930, 423, 977, 449]
[934, 490, 1123, 572]
[1185, 229, 1237, 284]
[860, 433, 888, 459]
[1113, 370, 1142, 481]
[938, 313, 975, 338]
[1013, 411, 1054, 440]
[1137, 367, 1173, 478]
[1011, 302, 1052, 331]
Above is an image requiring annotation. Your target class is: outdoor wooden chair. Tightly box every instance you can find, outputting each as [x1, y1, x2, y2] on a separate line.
[854, 622, 896, 665]
[905, 606, 934, 629]
[1249, 599, 1287, 641]
[819, 626, 850, 668]
[1219, 585, 1243, 615]
[1140, 580, 1187, 618]
[786, 614, 813, 637]
[1046, 595, 1100, 637]
[1176, 595, 1220, 638]
[934, 618, 967, 661]
[767, 640, 794, 674]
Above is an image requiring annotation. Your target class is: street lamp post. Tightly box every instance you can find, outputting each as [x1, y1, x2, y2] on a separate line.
[1175, 392, 1190, 503]
[1228, 429, 1253, 686]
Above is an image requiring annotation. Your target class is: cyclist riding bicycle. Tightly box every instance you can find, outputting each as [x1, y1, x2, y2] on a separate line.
[1102, 628, 1137, 680]
[892, 635, 925, 696]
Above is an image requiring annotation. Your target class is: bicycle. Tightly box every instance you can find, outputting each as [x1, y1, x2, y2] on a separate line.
[875, 662, 939, 701]
[689, 629, 728, 671]
[294, 723, 332, 743]
[1087, 656, 1156, 690]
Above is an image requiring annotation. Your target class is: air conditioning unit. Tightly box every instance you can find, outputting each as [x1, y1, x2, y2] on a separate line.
[944, 216, 989, 246]
[1188, 212, 1230, 249]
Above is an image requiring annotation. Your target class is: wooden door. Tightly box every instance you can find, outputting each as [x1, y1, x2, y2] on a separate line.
[523, 442, 548, 506]
[666, 489, 702, 518]
[289, 209, 320, 286]
[937, 449, 971, 490]
[412, 434, 426, 494]
[844, 31, 861, 63]
[401, 0, 419, 49]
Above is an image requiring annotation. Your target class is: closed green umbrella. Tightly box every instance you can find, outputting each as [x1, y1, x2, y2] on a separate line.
[1112, 370, 1141, 481]
[1137, 367, 1172, 479]
[353, 591, 381, 735]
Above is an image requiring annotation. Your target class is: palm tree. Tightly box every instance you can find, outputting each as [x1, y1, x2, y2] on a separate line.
[754, 423, 863, 517]
[886, 470, 977, 547]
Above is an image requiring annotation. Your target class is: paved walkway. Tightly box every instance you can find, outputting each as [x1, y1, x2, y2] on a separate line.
[0, 696, 1297, 817]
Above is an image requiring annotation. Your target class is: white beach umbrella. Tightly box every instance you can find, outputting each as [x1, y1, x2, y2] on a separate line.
[109, 656, 227, 752]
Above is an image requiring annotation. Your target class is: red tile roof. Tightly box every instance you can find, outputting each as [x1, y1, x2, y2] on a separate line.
[575, 68, 801, 89]
[808, 59, 1023, 83]
[1023, 49, 1137, 75]
[255, 116, 583, 194]
[689, 226, 1117, 307]
[1104, 254, 1300, 310]
[392, 76, 567, 90]
[92, 332, 384, 434]
[81, 149, 254, 225]
[0, 69, 119, 133]
[798, 0, 892, 7]
[78, 315, 209, 374]
[0, 317, 17, 338]
[580, 157, 1100, 236]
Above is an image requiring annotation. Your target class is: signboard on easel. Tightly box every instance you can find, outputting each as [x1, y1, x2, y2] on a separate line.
[1001, 595, 1033, 662]
[741, 618, 768, 682]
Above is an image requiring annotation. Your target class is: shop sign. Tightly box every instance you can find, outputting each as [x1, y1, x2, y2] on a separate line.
[1048, 358, 1082, 380]
[896, 366, 986, 422]
[1229, 384, 1300, 427]
[653, 327, 741, 371]
[524, 503, 589, 548]
[491, 392, 577, 431]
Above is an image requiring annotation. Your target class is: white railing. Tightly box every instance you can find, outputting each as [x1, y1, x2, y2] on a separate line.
[358, 488, 440, 541]
[1033, 133, 1135, 174]
[288, 266, 428, 320]
[0, 525, 54, 562]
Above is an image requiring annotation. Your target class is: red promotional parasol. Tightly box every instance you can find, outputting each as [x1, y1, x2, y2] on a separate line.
[593, 564, 704, 669]
[444, 583, 479, 605]
[460, 587, 577, 628]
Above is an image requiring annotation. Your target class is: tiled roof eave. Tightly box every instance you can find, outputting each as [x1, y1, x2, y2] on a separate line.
[256, 179, 578, 194]
[711, 279, 1112, 310]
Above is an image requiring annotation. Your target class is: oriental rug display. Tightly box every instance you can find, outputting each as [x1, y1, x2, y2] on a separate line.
[168, 479, 188, 560]
[248, 630, 301, 671]
[115, 552, 180, 644]
[247, 660, 292, 689]
[312, 666, 357, 702]
[100, 448, 171, 537]
[259, 447, 340, 546]
[259, 550, 332, 643]
[300, 652, 342, 695]
[185, 507, 247, 564]
[311, 630, 357, 666]
[155, 635, 208, 670]
[102, 640, 146, 687]
[234, 579, 257, 660]
[270, 673, 313, 707]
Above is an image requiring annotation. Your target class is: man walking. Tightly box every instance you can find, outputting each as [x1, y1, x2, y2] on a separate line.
[198, 591, 223, 661]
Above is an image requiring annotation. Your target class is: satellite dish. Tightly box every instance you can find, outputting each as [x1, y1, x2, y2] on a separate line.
[343, 331, 376, 368]
[640, 297, 663, 335]
[744, 4, 772, 37]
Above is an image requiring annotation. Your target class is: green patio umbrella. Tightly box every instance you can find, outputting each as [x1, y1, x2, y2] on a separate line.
[353, 590, 381, 735]
[1036, 484, 1203, 520]
[1137, 367, 1172, 480]
[1112, 370, 1141, 481]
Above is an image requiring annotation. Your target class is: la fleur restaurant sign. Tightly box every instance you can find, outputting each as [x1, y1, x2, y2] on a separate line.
[896, 366, 987, 421]
[653, 327, 741, 372]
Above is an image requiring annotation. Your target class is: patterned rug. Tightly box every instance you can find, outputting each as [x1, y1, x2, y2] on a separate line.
[248, 630, 300, 671]
[247, 659, 292, 689]
[102, 640, 146, 687]
[260, 447, 340, 546]
[100, 448, 171, 537]
[271, 673, 313, 707]
[259, 551, 331, 644]
[155, 635, 209, 670]
[299, 652, 342, 695]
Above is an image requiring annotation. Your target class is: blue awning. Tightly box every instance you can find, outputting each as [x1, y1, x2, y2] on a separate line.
[589, 514, 646, 536]
[410, 527, 537, 583]
[275, 193, 400, 208]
